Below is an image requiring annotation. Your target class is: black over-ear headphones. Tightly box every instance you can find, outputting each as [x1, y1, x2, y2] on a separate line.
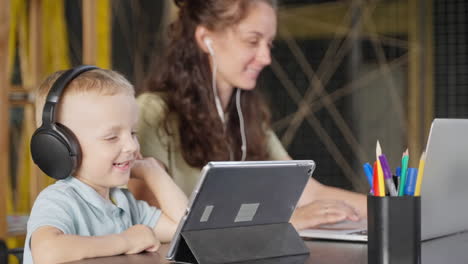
[30, 65, 99, 180]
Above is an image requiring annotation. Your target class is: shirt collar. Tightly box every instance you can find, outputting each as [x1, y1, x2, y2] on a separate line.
[110, 188, 131, 214]
[63, 176, 130, 214]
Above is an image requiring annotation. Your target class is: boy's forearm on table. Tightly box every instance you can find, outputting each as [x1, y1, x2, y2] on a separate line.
[33, 233, 128, 263]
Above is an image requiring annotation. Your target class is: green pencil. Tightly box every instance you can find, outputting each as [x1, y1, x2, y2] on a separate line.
[398, 149, 409, 196]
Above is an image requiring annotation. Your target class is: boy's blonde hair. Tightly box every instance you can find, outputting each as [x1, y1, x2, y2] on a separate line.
[35, 68, 134, 127]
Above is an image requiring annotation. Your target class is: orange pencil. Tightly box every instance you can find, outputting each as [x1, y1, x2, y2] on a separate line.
[376, 141, 386, 196]
[373, 161, 380, 196]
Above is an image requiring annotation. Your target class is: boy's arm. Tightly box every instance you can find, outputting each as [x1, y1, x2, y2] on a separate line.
[31, 224, 159, 264]
[131, 157, 188, 242]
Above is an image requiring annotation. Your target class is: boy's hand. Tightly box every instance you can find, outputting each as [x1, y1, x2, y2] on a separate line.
[131, 155, 166, 181]
[121, 224, 160, 254]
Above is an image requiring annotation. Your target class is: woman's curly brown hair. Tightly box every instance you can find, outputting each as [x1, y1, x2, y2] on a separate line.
[144, 0, 278, 168]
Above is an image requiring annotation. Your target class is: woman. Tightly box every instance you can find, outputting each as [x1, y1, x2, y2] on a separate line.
[129, 0, 366, 230]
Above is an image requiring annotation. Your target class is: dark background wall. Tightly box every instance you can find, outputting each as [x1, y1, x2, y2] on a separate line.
[434, 0, 468, 118]
[59, 0, 468, 191]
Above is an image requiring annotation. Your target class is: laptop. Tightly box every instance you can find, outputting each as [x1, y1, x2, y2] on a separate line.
[299, 219, 368, 242]
[300, 118, 468, 242]
[166, 160, 315, 261]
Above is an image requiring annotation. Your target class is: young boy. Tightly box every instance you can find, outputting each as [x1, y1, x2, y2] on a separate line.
[23, 67, 188, 264]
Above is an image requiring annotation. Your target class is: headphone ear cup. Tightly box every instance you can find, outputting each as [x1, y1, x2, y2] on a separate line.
[30, 123, 81, 180]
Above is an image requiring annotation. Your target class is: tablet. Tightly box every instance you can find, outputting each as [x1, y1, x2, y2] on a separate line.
[166, 160, 315, 260]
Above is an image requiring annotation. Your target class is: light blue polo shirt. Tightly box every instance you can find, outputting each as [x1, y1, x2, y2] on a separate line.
[23, 176, 161, 264]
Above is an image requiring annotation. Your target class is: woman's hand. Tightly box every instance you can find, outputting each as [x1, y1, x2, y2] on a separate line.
[290, 200, 360, 230]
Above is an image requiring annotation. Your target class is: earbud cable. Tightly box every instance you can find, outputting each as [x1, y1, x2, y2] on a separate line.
[210, 51, 246, 161]
[236, 88, 247, 161]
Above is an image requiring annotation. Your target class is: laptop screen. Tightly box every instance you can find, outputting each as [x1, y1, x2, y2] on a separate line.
[421, 118, 468, 240]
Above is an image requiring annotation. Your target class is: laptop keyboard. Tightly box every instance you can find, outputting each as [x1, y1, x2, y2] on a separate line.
[350, 230, 368, 236]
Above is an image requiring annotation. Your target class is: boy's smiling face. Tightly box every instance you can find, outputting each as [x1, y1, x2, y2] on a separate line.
[58, 90, 139, 195]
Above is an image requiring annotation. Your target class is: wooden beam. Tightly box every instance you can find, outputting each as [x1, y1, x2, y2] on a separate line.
[29, 0, 42, 87]
[423, 0, 434, 143]
[83, 0, 97, 65]
[9, 89, 35, 105]
[96, 0, 111, 68]
[407, 0, 419, 167]
[28, 0, 44, 204]
[279, 0, 409, 39]
[0, 0, 11, 240]
[407, 0, 433, 166]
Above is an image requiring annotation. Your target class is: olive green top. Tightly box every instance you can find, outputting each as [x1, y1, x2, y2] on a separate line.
[136, 92, 289, 195]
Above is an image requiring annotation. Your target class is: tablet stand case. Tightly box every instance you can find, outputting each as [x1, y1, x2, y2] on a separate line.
[174, 223, 309, 264]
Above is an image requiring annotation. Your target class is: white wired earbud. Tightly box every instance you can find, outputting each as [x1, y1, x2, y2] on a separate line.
[204, 38, 225, 124]
[205, 38, 214, 56]
[205, 37, 247, 161]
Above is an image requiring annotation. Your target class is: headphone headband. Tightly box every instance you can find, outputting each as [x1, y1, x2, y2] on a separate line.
[42, 65, 98, 125]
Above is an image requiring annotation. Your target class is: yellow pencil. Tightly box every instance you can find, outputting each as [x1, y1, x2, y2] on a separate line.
[414, 151, 426, 196]
[376, 141, 386, 196]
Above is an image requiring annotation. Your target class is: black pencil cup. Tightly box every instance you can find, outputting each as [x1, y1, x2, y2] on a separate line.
[367, 195, 421, 264]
